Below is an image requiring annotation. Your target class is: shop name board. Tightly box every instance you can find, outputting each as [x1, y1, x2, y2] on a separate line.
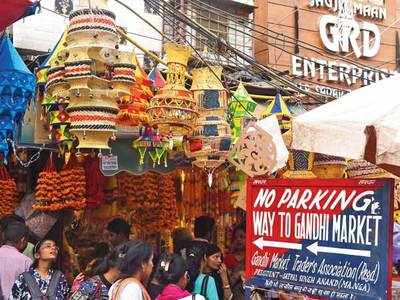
[320, 15, 380, 58]
[246, 179, 393, 300]
[309, 0, 387, 20]
[296, 82, 349, 98]
[291, 55, 394, 87]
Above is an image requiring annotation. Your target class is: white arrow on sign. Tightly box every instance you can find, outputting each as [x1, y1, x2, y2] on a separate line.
[253, 237, 302, 251]
[307, 241, 371, 257]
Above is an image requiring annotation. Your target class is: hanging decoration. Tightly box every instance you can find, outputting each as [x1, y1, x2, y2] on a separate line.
[117, 171, 178, 234]
[116, 53, 152, 135]
[84, 155, 106, 208]
[148, 66, 166, 90]
[147, 43, 198, 136]
[184, 66, 232, 185]
[44, 0, 136, 149]
[0, 162, 18, 218]
[228, 82, 257, 143]
[34, 154, 63, 211]
[0, 36, 36, 159]
[229, 121, 278, 177]
[59, 154, 86, 210]
[132, 125, 172, 167]
[262, 92, 291, 131]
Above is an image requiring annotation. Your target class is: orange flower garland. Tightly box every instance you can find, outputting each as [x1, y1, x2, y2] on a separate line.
[116, 172, 178, 235]
[34, 154, 86, 211]
[34, 155, 63, 211]
[59, 154, 86, 210]
[0, 163, 18, 218]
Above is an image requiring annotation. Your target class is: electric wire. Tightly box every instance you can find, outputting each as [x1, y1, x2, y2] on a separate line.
[187, 0, 393, 76]
[149, 0, 331, 101]
[178, 1, 362, 91]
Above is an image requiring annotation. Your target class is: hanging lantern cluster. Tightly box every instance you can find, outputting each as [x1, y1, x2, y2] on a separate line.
[44, 0, 136, 149]
[147, 43, 198, 136]
[0, 36, 35, 158]
[184, 66, 232, 181]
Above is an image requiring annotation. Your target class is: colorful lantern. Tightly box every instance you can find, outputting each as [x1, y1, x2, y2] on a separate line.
[262, 92, 291, 131]
[228, 83, 257, 143]
[0, 36, 35, 158]
[147, 43, 198, 136]
[44, 0, 136, 149]
[117, 53, 152, 135]
[185, 66, 232, 180]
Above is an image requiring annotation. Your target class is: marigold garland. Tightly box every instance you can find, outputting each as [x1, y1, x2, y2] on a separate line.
[0, 163, 18, 218]
[34, 154, 87, 211]
[34, 155, 63, 211]
[59, 154, 87, 210]
[116, 172, 178, 235]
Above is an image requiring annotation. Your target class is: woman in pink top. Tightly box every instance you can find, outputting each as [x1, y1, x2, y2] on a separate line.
[156, 254, 205, 300]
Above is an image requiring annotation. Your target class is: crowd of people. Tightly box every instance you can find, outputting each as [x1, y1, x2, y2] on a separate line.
[0, 215, 245, 300]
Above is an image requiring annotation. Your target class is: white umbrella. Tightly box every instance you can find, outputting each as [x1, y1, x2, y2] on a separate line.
[292, 73, 400, 171]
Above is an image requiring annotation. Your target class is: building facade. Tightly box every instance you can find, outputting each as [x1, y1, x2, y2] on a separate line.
[163, 0, 255, 63]
[254, 0, 400, 98]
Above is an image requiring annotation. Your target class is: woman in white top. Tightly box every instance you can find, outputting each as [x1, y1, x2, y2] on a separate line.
[109, 240, 153, 300]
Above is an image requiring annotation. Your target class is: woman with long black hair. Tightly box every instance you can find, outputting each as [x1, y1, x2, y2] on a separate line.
[193, 244, 232, 300]
[108, 240, 154, 300]
[11, 239, 69, 299]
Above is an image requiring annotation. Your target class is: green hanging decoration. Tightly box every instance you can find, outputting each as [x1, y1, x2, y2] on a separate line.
[228, 83, 258, 143]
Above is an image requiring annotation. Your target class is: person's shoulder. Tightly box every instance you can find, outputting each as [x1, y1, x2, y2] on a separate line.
[119, 282, 142, 298]
[109, 280, 142, 299]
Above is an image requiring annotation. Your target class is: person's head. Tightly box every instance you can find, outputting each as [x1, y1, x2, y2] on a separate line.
[3, 222, 29, 252]
[89, 246, 122, 280]
[158, 253, 190, 289]
[117, 240, 154, 283]
[83, 242, 111, 277]
[32, 239, 59, 269]
[172, 227, 193, 253]
[194, 216, 215, 242]
[232, 222, 245, 252]
[106, 218, 131, 247]
[201, 244, 222, 272]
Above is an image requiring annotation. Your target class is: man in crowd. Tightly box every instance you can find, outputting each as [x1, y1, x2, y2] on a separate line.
[0, 222, 32, 299]
[105, 218, 131, 248]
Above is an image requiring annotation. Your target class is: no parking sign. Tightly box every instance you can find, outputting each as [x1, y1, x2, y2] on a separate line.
[246, 179, 393, 299]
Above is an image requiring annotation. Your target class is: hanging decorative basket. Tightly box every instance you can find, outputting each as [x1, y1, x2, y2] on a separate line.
[44, 1, 136, 150]
[185, 66, 232, 173]
[147, 43, 198, 136]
